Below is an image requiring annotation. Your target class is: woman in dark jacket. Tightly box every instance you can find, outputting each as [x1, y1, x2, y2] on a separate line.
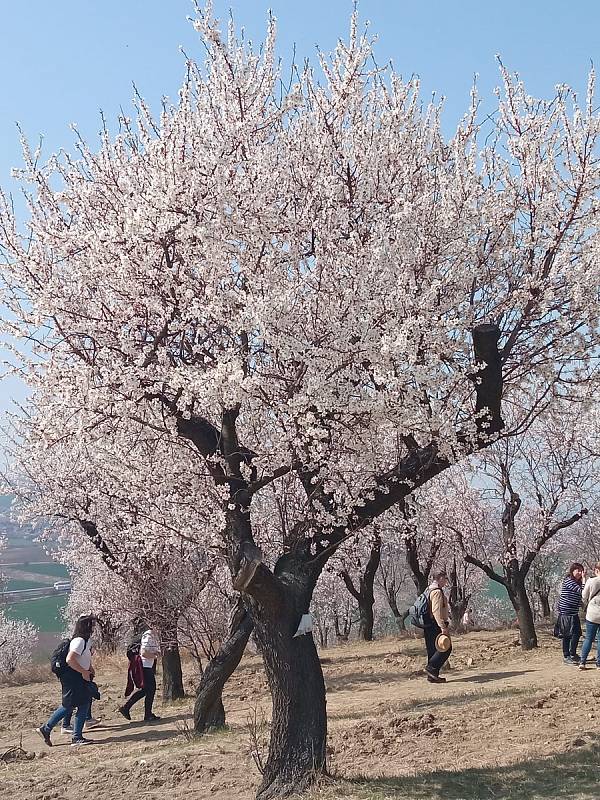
[36, 615, 97, 747]
[556, 563, 584, 665]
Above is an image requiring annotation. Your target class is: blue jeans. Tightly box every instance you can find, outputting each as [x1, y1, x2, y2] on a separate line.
[44, 701, 90, 740]
[64, 699, 93, 727]
[580, 621, 600, 665]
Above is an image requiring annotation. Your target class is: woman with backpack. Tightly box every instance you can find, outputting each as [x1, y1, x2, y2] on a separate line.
[423, 570, 452, 684]
[36, 614, 97, 747]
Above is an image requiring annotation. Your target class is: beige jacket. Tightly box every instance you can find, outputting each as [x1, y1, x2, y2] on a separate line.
[582, 576, 600, 624]
[428, 583, 450, 628]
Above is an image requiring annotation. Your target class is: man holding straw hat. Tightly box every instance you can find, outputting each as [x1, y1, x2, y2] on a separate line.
[423, 570, 452, 683]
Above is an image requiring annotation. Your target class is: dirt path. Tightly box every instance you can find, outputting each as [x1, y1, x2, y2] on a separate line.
[1, 629, 599, 800]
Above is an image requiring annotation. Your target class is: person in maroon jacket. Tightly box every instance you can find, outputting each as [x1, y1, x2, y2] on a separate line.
[118, 628, 161, 722]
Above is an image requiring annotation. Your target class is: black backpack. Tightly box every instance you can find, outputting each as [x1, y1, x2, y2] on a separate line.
[50, 637, 89, 677]
[126, 634, 142, 661]
[50, 639, 71, 677]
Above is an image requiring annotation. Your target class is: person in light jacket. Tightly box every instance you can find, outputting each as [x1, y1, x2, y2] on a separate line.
[423, 570, 452, 684]
[579, 562, 600, 670]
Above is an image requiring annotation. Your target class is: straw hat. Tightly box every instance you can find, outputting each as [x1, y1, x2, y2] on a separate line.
[436, 633, 451, 652]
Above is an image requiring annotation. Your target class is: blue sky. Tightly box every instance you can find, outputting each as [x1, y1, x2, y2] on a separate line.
[0, 0, 599, 416]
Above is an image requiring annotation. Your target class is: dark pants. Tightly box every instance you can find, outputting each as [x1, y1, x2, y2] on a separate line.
[560, 614, 581, 658]
[123, 666, 156, 718]
[424, 622, 452, 676]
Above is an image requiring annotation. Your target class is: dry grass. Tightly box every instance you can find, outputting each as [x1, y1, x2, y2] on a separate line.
[313, 740, 600, 799]
[0, 663, 49, 687]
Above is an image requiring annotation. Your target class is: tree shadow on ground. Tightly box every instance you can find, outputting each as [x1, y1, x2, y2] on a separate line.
[451, 669, 538, 683]
[320, 649, 420, 667]
[98, 712, 190, 731]
[89, 725, 183, 745]
[340, 741, 600, 799]
[399, 684, 532, 712]
[325, 671, 411, 693]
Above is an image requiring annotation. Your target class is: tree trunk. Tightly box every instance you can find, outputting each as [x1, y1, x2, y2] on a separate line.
[357, 597, 375, 641]
[508, 583, 538, 650]
[393, 609, 408, 632]
[340, 534, 381, 642]
[161, 620, 185, 701]
[538, 592, 551, 618]
[235, 556, 327, 799]
[449, 598, 469, 630]
[253, 612, 327, 800]
[194, 604, 253, 734]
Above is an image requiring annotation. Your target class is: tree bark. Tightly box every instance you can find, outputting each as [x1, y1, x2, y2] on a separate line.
[357, 600, 375, 641]
[449, 598, 469, 630]
[538, 593, 551, 618]
[194, 602, 254, 733]
[253, 612, 327, 800]
[386, 595, 408, 631]
[236, 554, 327, 800]
[161, 618, 185, 701]
[513, 584, 538, 650]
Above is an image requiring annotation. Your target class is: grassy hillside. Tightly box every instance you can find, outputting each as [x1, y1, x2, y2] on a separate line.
[5, 595, 66, 633]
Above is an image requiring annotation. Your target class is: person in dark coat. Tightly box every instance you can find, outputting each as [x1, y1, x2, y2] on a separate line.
[556, 563, 584, 664]
[36, 615, 97, 747]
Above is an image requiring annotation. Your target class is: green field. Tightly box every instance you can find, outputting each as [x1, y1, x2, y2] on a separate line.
[5, 595, 66, 633]
[8, 562, 69, 579]
[2, 536, 32, 548]
[4, 578, 47, 590]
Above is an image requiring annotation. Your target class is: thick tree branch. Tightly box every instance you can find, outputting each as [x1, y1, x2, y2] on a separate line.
[521, 507, 588, 574]
[77, 519, 123, 576]
[339, 570, 361, 601]
[463, 553, 508, 587]
[232, 558, 285, 613]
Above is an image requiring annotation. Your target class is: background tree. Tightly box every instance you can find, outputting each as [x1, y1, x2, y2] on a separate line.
[456, 409, 595, 649]
[376, 534, 411, 631]
[0, 612, 38, 674]
[338, 530, 382, 641]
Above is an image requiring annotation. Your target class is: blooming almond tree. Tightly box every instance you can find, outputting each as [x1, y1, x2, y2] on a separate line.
[337, 529, 382, 641]
[8, 413, 220, 701]
[0, 612, 38, 674]
[455, 408, 596, 649]
[1, 6, 600, 796]
[376, 532, 412, 631]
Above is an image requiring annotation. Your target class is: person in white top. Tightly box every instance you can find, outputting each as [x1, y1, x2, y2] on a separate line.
[61, 638, 100, 734]
[461, 608, 475, 629]
[579, 563, 600, 669]
[36, 615, 97, 747]
[118, 627, 162, 722]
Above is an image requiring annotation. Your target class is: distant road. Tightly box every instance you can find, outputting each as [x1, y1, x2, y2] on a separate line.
[0, 586, 70, 602]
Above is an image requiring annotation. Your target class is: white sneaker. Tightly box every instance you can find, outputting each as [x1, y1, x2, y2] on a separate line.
[84, 718, 100, 729]
[60, 725, 74, 734]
